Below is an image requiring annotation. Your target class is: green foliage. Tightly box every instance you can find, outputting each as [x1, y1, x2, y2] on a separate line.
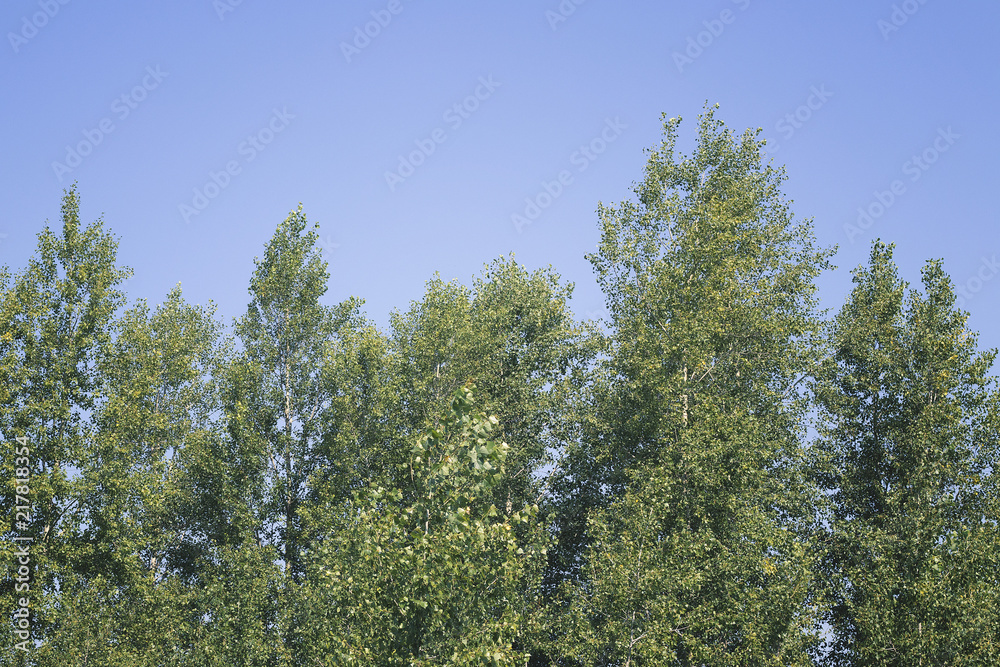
[547, 105, 832, 665]
[36, 285, 227, 665]
[814, 240, 1000, 665]
[228, 205, 379, 585]
[177, 544, 291, 667]
[297, 384, 547, 666]
[1, 186, 133, 663]
[389, 256, 593, 516]
[3, 111, 998, 667]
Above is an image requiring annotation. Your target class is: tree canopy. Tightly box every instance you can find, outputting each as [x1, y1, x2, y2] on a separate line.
[3, 109, 997, 666]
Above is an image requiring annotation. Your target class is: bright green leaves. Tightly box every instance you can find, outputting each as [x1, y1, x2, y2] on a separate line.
[589, 105, 831, 417]
[408, 384, 510, 525]
[298, 384, 546, 666]
[390, 256, 593, 517]
[7, 118, 998, 667]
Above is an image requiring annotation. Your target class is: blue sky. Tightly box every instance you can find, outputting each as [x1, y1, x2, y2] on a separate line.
[2, 1, 998, 353]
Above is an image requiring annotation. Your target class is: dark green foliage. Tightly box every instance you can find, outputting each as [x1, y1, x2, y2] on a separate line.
[814, 241, 1000, 665]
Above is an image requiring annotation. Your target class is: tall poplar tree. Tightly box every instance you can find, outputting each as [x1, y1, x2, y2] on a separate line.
[815, 241, 1000, 666]
[230, 205, 363, 582]
[1, 187, 131, 664]
[549, 106, 833, 664]
[24, 286, 225, 666]
[389, 257, 592, 518]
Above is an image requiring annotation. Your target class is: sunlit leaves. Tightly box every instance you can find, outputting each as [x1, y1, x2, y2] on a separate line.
[297, 384, 546, 666]
[550, 105, 831, 665]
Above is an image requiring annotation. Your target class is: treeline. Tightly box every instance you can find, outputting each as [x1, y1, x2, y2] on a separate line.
[2, 107, 999, 666]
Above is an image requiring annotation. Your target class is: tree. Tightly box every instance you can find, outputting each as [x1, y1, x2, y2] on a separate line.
[388, 258, 594, 662]
[33, 286, 226, 666]
[297, 383, 548, 666]
[549, 105, 832, 664]
[814, 241, 1000, 666]
[229, 205, 363, 582]
[390, 256, 592, 518]
[210, 205, 405, 663]
[0, 187, 131, 664]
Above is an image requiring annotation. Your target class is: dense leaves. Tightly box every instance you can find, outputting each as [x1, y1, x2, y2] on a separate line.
[2, 109, 998, 665]
[814, 241, 1000, 665]
[544, 106, 831, 666]
[297, 383, 546, 666]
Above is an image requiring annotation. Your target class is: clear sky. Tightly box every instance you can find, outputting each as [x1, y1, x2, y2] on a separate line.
[2, 1, 998, 353]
